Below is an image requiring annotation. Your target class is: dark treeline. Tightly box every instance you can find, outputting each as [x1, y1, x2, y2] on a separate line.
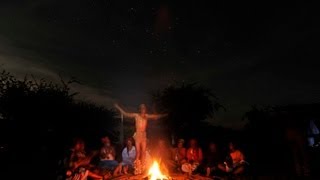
[243, 104, 320, 176]
[0, 70, 118, 178]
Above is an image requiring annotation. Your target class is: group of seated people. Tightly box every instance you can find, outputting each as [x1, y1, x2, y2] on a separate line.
[155, 138, 249, 177]
[61, 135, 248, 180]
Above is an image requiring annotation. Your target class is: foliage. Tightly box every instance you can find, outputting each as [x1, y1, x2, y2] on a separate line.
[0, 69, 117, 150]
[242, 104, 320, 175]
[152, 82, 224, 138]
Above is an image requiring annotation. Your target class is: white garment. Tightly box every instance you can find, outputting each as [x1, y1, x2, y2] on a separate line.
[122, 146, 136, 165]
[307, 120, 319, 146]
[308, 120, 319, 135]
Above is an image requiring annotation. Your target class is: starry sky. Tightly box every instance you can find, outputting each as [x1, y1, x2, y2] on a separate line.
[0, 0, 319, 128]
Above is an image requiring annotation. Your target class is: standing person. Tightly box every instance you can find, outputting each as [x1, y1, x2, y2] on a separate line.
[114, 103, 167, 174]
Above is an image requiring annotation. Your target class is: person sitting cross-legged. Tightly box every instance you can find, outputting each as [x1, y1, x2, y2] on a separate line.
[65, 138, 106, 180]
[181, 138, 203, 175]
[203, 142, 224, 177]
[172, 139, 187, 172]
[98, 135, 120, 176]
[121, 137, 136, 174]
[218, 142, 248, 175]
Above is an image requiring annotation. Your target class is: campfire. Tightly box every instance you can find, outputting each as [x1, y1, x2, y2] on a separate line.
[148, 161, 169, 180]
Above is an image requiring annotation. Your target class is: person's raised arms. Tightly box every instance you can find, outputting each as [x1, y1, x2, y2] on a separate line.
[146, 113, 168, 120]
[114, 103, 136, 118]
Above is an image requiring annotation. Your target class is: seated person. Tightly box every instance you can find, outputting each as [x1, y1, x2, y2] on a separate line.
[98, 136, 119, 172]
[153, 138, 176, 173]
[203, 142, 223, 177]
[218, 142, 248, 175]
[65, 138, 105, 180]
[171, 139, 187, 171]
[121, 137, 136, 174]
[182, 138, 203, 175]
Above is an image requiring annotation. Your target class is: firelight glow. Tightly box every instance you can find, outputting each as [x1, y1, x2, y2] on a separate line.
[148, 161, 168, 180]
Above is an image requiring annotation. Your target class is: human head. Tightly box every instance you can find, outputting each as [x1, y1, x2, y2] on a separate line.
[189, 138, 198, 148]
[73, 138, 85, 151]
[101, 136, 111, 146]
[177, 139, 185, 148]
[158, 139, 166, 149]
[126, 137, 134, 148]
[229, 142, 237, 151]
[209, 142, 217, 152]
[139, 104, 147, 114]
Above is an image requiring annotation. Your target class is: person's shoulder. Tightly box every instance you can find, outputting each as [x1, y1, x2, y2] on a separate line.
[132, 147, 136, 153]
[235, 149, 243, 154]
[145, 113, 157, 117]
[129, 113, 138, 118]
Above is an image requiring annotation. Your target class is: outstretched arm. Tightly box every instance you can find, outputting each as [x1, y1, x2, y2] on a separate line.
[114, 103, 136, 118]
[146, 113, 168, 120]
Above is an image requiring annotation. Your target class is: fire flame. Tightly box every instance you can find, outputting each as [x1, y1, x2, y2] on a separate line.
[148, 161, 168, 180]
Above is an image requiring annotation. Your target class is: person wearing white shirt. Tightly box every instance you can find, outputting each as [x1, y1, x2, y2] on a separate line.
[121, 138, 136, 174]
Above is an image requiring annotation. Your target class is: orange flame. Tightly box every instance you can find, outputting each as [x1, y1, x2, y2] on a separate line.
[148, 161, 168, 180]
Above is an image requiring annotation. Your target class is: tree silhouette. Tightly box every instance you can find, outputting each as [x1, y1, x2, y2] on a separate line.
[243, 104, 320, 175]
[152, 82, 224, 139]
[0, 69, 118, 177]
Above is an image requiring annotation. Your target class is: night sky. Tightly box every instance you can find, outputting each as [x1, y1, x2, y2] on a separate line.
[0, 0, 319, 128]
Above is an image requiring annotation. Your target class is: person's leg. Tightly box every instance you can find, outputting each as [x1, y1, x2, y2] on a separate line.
[217, 164, 226, 172]
[134, 139, 142, 175]
[233, 165, 245, 175]
[206, 167, 210, 176]
[110, 160, 119, 167]
[135, 140, 141, 161]
[123, 165, 128, 174]
[88, 171, 103, 179]
[141, 139, 147, 163]
[113, 163, 122, 176]
[181, 163, 192, 175]
[80, 170, 89, 180]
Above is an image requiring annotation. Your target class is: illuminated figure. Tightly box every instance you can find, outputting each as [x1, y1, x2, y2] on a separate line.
[114, 103, 167, 174]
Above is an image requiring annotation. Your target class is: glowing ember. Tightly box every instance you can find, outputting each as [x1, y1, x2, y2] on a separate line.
[148, 161, 168, 180]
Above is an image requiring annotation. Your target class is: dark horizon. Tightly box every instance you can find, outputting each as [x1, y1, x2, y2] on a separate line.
[0, 0, 319, 129]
